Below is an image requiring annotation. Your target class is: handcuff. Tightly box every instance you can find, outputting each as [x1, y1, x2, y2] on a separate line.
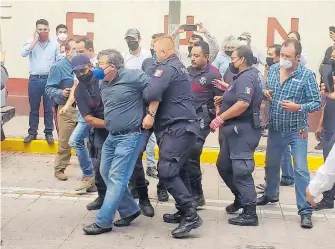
[147, 110, 156, 118]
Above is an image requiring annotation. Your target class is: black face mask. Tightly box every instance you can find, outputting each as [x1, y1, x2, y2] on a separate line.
[188, 46, 192, 57]
[127, 41, 139, 51]
[331, 59, 335, 73]
[229, 62, 239, 74]
[78, 70, 93, 82]
[266, 57, 275, 67]
[225, 50, 233, 57]
[150, 48, 154, 56]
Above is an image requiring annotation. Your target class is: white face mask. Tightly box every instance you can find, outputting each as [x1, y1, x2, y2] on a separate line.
[279, 59, 293, 69]
[57, 33, 68, 42]
[239, 40, 248, 46]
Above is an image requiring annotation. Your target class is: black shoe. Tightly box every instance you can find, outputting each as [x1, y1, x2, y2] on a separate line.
[86, 197, 103, 211]
[114, 210, 141, 227]
[313, 197, 334, 211]
[146, 167, 158, 179]
[83, 223, 112, 235]
[194, 195, 206, 209]
[226, 199, 242, 214]
[171, 208, 203, 238]
[23, 134, 37, 143]
[256, 195, 279, 206]
[45, 134, 54, 144]
[139, 199, 155, 217]
[163, 210, 183, 224]
[228, 205, 258, 226]
[300, 214, 313, 229]
[157, 188, 169, 202]
[280, 179, 294, 186]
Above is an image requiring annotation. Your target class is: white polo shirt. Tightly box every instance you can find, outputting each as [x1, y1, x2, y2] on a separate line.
[123, 49, 151, 70]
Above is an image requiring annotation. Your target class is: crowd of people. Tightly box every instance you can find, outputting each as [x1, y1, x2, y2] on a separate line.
[17, 18, 335, 238]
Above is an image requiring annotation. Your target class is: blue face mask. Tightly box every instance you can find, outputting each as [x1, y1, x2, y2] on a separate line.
[92, 67, 105, 80]
[152, 53, 158, 64]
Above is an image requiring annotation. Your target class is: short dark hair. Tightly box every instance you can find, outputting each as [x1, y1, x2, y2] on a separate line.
[193, 41, 210, 55]
[190, 34, 203, 41]
[288, 31, 301, 41]
[36, 19, 49, 27]
[151, 33, 165, 40]
[97, 49, 124, 69]
[56, 24, 67, 32]
[269, 44, 281, 57]
[235, 45, 254, 66]
[76, 38, 94, 51]
[282, 39, 302, 56]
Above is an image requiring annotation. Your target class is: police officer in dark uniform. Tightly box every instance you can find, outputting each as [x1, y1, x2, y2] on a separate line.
[210, 45, 263, 226]
[129, 33, 169, 203]
[187, 40, 222, 207]
[142, 35, 203, 238]
[70, 54, 107, 210]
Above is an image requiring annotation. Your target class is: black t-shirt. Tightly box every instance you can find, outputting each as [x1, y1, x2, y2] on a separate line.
[188, 64, 222, 112]
[74, 78, 104, 120]
[323, 97, 335, 133]
[220, 67, 262, 125]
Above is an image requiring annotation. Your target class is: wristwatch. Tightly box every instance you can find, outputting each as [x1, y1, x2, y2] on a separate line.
[147, 110, 156, 118]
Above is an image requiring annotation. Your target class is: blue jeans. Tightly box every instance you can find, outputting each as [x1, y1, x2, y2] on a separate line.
[280, 146, 294, 184]
[69, 113, 93, 177]
[28, 75, 53, 135]
[95, 131, 143, 228]
[145, 133, 156, 168]
[265, 128, 312, 215]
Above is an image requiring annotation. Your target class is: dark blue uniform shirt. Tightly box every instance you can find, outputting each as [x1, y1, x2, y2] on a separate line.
[220, 67, 262, 126]
[188, 63, 222, 112]
[142, 57, 157, 77]
[100, 68, 149, 133]
[143, 54, 197, 131]
[324, 97, 335, 133]
[75, 77, 104, 120]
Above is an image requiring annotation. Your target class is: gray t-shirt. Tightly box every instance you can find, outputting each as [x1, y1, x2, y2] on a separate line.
[99, 68, 149, 134]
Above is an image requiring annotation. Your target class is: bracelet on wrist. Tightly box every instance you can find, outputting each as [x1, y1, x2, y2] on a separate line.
[147, 110, 156, 118]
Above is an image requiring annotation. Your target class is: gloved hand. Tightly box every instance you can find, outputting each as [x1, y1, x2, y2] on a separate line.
[210, 116, 224, 130]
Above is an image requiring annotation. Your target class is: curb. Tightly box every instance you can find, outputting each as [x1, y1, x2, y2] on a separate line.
[1, 138, 323, 171]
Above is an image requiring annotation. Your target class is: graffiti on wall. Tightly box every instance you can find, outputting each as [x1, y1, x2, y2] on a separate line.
[66, 12, 299, 47]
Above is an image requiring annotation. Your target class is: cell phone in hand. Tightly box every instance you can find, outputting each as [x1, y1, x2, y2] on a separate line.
[329, 26, 335, 33]
[183, 25, 197, 31]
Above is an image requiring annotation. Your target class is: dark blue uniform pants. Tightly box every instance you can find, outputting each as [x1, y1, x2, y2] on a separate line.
[88, 128, 108, 200]
[216, 123, 261, 206]
[156, 121, 198, 210]
[322, 131, 335, 199]
[186, 127, 210, 197]
[28, 75, 54, 136]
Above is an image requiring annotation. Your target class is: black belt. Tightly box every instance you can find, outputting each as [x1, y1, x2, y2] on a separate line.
[111, 127, 142, 136]
[31, 74, 48, 79]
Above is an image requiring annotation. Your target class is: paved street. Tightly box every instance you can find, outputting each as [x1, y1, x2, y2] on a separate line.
[1, 152, 335, 249]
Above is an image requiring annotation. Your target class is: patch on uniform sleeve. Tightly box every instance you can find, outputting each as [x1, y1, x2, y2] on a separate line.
[154, 69, 163, 77]
[245, 87, 252, 95]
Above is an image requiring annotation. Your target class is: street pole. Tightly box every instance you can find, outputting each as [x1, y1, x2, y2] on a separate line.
[168, 0, 181, 50]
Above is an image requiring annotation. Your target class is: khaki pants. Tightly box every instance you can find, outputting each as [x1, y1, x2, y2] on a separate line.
[54, 104, 77, 172]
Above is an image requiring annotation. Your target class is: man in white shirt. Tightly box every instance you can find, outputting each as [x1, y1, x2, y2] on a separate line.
[122, 29, 151, 69]
[307, 78, 335, 206]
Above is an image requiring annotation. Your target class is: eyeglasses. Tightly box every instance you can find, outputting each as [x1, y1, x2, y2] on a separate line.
[98, 61, 109, 67]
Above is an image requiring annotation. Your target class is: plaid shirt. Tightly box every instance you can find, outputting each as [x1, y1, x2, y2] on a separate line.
[266, 63, 321, 132]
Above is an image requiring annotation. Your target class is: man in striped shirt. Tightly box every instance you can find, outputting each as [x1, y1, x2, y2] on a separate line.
[257, 39, 321, 229]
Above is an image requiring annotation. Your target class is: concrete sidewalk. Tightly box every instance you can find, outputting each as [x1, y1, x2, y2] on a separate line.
[1, 152, 335, 249]
[2, 116, 323, 154]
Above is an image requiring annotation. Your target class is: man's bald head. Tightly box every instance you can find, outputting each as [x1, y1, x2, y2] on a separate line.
[153, 35, 176, 62]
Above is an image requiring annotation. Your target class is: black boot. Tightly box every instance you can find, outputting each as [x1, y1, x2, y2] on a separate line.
[192, 180, 206, 208]
[157, 188, 169, 202]
[228, 205, 258, 226]
[163, 210, 183, 224]
[225, 196, 242, 214]
[137, 186, 155, 217]
[114, 210, 141, 227]
[171, 207, 203, 238]
[86, 196, 103, 211]
[314, 197, 334, 211]
[194, 195, 206, 209]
